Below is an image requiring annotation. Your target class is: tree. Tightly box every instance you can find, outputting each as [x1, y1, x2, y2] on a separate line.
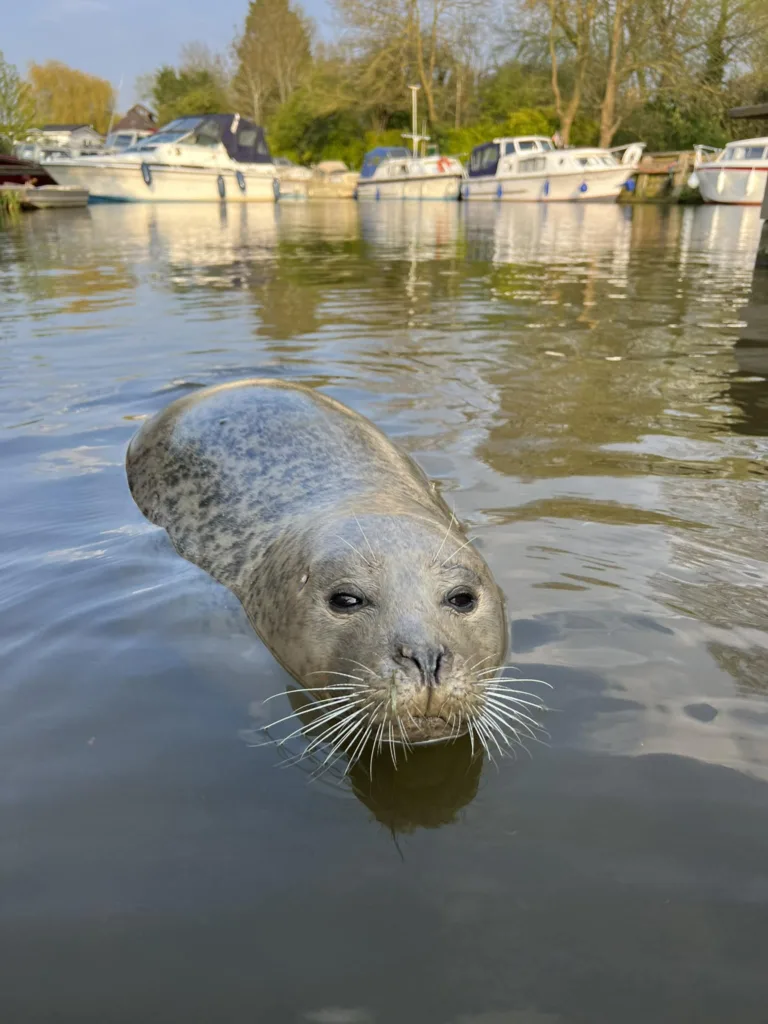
[28, 61, 115, 134]
[233, 0, 313, 124]
[150, 66, 230, 125]
[0, 51, 34, 148]
[542, 0, 598, 145]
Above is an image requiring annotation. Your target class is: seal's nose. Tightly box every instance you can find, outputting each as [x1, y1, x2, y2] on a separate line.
[395, 642, 446, 686]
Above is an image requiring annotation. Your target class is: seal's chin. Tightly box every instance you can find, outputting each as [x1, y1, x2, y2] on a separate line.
[390, 715, 466, 746]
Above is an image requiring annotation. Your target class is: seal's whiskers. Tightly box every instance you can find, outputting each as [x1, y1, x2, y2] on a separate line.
[340, 658, 378, 677]
[432, 508, 457, 564]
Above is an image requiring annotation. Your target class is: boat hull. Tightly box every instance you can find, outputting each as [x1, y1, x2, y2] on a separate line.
[462, 166, 633, 202]
[45, 161, 278, 203]
[695, 165, 767, 205]
[356, 174, 462, 200]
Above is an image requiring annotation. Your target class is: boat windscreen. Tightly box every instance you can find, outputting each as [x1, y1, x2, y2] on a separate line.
[360, 147, 411, 178]
[468, 143, 500, 177]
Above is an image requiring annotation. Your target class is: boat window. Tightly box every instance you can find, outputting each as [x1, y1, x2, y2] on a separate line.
[133, 122, 201, 148]
[725, 145, 766, 161]
[518, 141, 536, 151]
[539, 140, 553, 151]
[468, 143, 500, 177]
[192, 120, 223, 146]
[504, 141, 516, 154]
[518, 157, 546, 173]
[108, 133, 135, 150]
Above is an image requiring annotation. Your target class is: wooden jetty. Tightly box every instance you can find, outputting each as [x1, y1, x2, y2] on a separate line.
[619, 150, 700, 203]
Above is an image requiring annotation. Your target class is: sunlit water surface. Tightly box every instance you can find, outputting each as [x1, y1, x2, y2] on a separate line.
[2, 200, 768, 1023]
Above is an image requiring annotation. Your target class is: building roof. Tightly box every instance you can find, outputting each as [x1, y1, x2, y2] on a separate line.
[728, 103, 768, 119]
[113, 104, 158, 133]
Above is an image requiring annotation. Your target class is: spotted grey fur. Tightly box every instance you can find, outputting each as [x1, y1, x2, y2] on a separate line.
[126, 379, 508, 745]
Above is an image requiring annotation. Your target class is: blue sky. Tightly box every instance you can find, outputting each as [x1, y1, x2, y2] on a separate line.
[4, 0, 332, 110]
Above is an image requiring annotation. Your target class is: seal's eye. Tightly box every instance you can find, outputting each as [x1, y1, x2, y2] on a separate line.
[328, 591, 365, 612]
[446, 588, 477, 613]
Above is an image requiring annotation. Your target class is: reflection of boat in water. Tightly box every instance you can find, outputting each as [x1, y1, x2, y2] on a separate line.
[466, 201, 634, 265]
[46, 115, 278, 203]
[463, 137, 644, 202]
[273, 197, 360, 239]
[357, 199, 460, 256]
[83, 203, 279, 287]
[676, 204, 763, 276]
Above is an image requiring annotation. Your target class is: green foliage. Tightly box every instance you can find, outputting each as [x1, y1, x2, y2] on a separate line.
[0, 186, 22, 223]
[0, 51, 35, 145]
[150, 66, 229, 126]
[478, 64, 554, 122]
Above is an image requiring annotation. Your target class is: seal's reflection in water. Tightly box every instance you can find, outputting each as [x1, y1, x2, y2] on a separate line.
[257, 683, 484, 833]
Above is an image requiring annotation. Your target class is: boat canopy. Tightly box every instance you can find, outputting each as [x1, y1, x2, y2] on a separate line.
[133, 114, 273, 163]
[360, 146, 411, 178]
[468, 142, 500, 178]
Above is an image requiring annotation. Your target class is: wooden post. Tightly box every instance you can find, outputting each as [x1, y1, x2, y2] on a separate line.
[758, 186, 768, 270]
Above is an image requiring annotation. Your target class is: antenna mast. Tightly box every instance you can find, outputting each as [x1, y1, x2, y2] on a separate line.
[401, 84, 430, 158]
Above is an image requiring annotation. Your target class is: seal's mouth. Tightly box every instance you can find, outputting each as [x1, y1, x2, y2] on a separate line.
[390, 715, 465, 746]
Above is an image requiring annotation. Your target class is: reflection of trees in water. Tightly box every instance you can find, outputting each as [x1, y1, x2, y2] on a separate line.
[647, 259, 768, 700]
[708, 642, 768, 698]
[729, 267, 768, 437]
[0, 210, 138, 317]
[477, 206, 761, 483]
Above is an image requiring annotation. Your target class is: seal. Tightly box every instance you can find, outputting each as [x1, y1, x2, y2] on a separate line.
[126, 379, 524, 760]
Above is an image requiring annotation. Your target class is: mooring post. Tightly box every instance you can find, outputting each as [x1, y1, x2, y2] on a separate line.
[758, 186, 768, 270]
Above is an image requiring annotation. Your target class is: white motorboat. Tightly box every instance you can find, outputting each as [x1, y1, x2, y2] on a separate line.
[45, 114, 278, 203]
[462, 136, 645, 202]
[273, 156, 313, 199]
[356, 147, 465, 200]
[356, 84, 464, 201]
[307, 161, 358, 199]
[689, 137, 768, 205]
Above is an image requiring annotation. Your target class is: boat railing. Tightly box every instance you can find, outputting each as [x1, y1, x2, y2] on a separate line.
[693, 145, 721, 166]
[609, 142, 647, 166]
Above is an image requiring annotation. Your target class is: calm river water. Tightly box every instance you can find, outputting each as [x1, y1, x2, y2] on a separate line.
[2, 200, 768, 1023]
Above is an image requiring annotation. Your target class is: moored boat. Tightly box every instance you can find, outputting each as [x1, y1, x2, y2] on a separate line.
[689, 137, 768, 205]
[355, 84, 465, 201]
[43, 114, 278, 203]
[356, 147, 464, 200]
[273, 156, 312, 199]
[462, 136, 645, 202]
[0, 183, 90, 210]
[0, 154, 57, 188]
[307, 160, 358, 199]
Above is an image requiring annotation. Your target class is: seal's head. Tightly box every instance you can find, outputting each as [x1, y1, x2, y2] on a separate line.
[248, 513, 508, 746]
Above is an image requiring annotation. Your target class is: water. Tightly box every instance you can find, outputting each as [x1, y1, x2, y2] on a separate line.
[2, 200, 768, 1023]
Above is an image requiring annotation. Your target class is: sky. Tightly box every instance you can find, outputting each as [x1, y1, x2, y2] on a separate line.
[4, 0, 332, 110]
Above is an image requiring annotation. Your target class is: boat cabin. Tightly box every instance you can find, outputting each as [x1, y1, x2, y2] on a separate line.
[468, 137, 555, 177]
[467, 135, 624, 178]
[360, 147, 412, 178]
[720, 138, 768, 162]
[127, 115, 273, 163]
